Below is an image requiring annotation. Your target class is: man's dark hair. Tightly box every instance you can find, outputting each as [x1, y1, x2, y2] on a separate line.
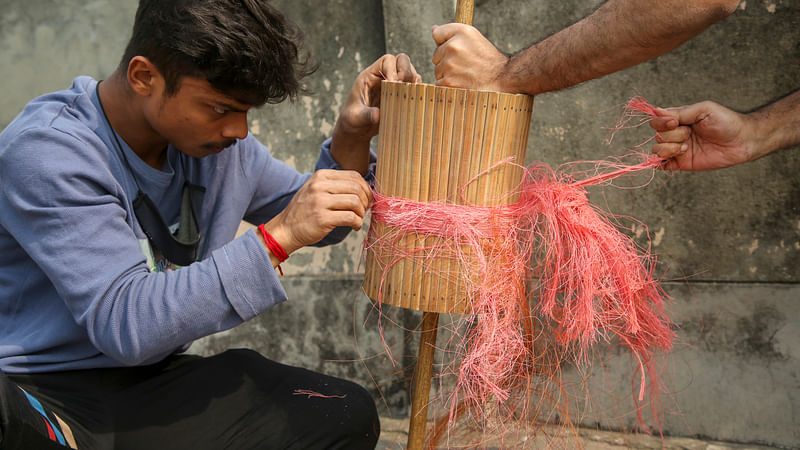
[120, 0, 315, 105]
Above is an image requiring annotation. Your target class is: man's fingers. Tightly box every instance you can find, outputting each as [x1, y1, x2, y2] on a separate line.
[675, 102, 715, 126]
[325, 210, 367, 231]
[378, 55, 398, 82]
[432, 48, 457, 83]
[327, 193, 369, 218]
[373, 53, 420, 84]
[346, 103, 379, 130]
[431, 23, 463, 46]
[395, 53, 419, 83]
[310, 170, 372, 208]
[655, 126, 691, 144]
[436, 75, 460, 88]
[366, 107, 380, 128]
[433, 62, 443, 82]
[652, 142, 689, 159]
[649, 116, 678, 132]
[653, 104, 711, 128]
[310, 193, 370, 231]
[312, 176, 371, 204]
[652, 107, 677, 118]
[432, 43, 446, 68]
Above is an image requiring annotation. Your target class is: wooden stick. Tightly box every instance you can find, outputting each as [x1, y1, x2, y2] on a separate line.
[408, 2, 473, 448]
[407, 312, 439, 450]
[455, 0, 474, 25]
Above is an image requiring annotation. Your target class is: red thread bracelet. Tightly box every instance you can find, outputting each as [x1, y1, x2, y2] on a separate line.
[258, 224, 289, 276]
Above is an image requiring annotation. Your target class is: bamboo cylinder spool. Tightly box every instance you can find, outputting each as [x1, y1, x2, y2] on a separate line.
[362, 81, 534, 314]
[363, 3, 533, 447]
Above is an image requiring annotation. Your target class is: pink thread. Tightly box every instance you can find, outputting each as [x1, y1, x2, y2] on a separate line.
[292, 389, 347, 399]
[365, 97, 672, 444]
[607, 95, 661, 146]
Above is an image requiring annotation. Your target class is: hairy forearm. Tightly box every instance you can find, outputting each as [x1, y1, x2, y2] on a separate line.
[746, 90, 800, 160]
[501, 0, 738, 95]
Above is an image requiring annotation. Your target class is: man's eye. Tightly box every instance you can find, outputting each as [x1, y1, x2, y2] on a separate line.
[213, 106, 227, 114]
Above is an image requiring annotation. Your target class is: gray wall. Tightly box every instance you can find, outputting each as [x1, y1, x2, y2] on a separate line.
[1, 0, 798, 447]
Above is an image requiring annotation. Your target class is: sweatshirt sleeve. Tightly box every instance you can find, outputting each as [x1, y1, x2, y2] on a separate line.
[0, 127, 285, 366]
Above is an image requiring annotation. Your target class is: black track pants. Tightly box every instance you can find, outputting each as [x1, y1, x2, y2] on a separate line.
[0, 349, 379, 449]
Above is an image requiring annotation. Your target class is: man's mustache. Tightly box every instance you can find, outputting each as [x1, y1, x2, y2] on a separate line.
[203, 140, 237, 150]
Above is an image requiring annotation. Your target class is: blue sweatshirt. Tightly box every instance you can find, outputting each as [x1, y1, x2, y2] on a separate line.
[0, 76, 355, 373]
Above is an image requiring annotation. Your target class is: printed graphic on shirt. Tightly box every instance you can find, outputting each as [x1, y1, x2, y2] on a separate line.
[137, 222, 184, 272]
[138, 239, 182, 272]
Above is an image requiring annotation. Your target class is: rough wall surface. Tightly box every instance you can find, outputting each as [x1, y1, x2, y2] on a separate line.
[1, 0, 798, 447]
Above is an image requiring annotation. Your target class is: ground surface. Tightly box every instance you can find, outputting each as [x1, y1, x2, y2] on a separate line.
[376, 417, 783, 449]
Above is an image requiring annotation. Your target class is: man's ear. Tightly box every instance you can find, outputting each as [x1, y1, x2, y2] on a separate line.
[127, 56, 163, 97]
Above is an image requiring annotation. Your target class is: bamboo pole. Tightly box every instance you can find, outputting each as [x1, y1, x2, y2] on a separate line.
[454, 0, 474, 25]
[408, 1, 473, 448]
[407, 311, 439, 450]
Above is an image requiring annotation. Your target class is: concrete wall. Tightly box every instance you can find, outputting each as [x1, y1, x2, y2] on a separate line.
[1, 0, 798, 447]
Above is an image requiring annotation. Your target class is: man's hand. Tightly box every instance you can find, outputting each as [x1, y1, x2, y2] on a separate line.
[650, 102, 752, 171]
[261, 170, 373, 256]
[331, 53, 421, 174]
[431, 23, 508, 92]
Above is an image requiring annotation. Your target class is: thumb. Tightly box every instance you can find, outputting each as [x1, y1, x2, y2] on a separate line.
[653, 107, 678, 119]
[649, 107, 679, 131]
[359, 105, 379, 128]
[674, 102, 713, 127]
[431, 23, 460, 45]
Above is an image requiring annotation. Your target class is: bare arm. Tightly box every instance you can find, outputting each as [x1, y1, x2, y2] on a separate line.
[747, 90, 800, 159]
[433, 0, 739, 94]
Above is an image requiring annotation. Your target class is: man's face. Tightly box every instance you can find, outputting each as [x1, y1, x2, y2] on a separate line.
[148, 77, 254, 158]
